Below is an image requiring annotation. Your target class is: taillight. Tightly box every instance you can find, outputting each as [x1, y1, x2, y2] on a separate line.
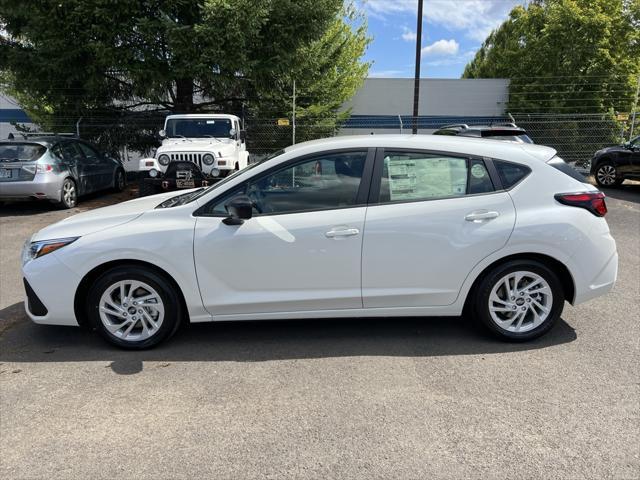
[38, 164, 54, 174]
[554, 192, 607, 217]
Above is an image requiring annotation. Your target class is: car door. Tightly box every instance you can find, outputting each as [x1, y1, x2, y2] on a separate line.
[361, 149, 516, 307]
[77, 142, 112, 190]
[193, 148, 374, 316]
[60, 141, 92, 194]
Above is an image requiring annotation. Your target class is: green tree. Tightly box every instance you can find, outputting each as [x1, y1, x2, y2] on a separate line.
[463, 0, 639, 114]
[463, 0, 639, 163]
[0, 0, 370, 152]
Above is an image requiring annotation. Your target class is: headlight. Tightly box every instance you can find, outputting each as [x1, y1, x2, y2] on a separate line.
[202, 154, 214, 165]
[210, 168, 221, 177]
[22, 237, 79, 265]
[149, 168, 159, 178]
[158, 154, 170, 166]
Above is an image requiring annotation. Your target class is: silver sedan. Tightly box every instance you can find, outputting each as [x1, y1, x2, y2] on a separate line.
[0, 136, 126, 208]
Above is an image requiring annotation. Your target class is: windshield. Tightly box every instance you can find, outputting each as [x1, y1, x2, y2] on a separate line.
[0, 143, 47, 162]
[165, 118, 233, 139]
[156, 149, 286, 208]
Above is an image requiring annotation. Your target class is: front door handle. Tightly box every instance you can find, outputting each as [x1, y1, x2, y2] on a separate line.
[325, 228, 360, 238]
[465, 210, 500, 222]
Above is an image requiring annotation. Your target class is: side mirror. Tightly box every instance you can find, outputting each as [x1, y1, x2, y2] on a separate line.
[158, 129, 166, 139]
[222, 195, 253, 225]
[240, 130, 247, 142]
[229, 128, 237, 139]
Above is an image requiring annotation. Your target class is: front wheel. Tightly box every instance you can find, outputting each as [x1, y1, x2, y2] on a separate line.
[594, 162, 623, 187]
[473, 260, 564, 341]
[87, 266, 182, 349]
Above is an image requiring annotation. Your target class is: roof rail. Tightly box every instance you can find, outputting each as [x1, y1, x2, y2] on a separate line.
[16, 132, 77, 140]
[438, 123, 469, 130]
[489, 121, 518, 128]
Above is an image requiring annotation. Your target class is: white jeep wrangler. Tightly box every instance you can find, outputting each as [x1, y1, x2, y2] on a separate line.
[138, 114, 249, 196]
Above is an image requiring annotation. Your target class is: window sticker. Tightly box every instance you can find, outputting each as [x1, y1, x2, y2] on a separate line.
[385, 155, 467, 201]
[471, 163, 487, 179]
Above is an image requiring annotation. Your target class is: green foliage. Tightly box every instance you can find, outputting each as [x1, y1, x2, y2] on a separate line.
[0, 0, 370, 152]
[463, 0, 639, 160]
[463, 0, 640, 114]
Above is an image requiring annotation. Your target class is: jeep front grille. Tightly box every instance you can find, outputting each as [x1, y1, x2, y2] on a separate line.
[169, 153, 204, 169]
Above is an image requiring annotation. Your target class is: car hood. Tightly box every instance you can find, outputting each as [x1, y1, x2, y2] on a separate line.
[158, 139, 236, 156]
[594, 145, 624, 156]
[31, 191, 185, 241]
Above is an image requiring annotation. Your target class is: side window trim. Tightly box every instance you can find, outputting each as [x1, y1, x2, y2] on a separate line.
[194, 147, 376, 217]
[369, 147, 497, 205]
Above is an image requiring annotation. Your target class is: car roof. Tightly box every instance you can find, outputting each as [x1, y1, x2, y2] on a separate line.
[165, 114, 240, 121]
[282, 134, 556, 164]
[0, 136, 77, 147]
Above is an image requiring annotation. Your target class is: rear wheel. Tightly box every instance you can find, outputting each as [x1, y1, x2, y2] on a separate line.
[55, 178, 77, 209]
[87, 266, 182, 349]
[473, 260, 564, 341]
[595, 162, 623, 187]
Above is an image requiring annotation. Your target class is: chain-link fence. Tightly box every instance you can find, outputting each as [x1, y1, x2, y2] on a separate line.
[1, 111, 637, 172]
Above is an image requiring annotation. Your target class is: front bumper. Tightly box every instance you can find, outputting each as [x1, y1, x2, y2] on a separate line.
[22, 251, 81, 326]
[0, 174, 64, 201]
[142, 177, 218, 191]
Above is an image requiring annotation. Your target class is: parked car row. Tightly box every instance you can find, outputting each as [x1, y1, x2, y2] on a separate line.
[0, 136, 126, 208]
[2, 122, 637, 210]
[21, 134, 617, 349]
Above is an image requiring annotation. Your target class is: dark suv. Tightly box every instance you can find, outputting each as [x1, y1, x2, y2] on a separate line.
[433, 123, 534, 144]
[590, 136, 640, 187]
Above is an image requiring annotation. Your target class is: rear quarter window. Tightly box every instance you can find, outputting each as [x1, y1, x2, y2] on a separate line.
[546, 156, 586, 182]
[494, 160, 531, 189]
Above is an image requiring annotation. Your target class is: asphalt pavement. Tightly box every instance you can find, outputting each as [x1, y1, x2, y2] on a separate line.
[1, 184, 639, 479]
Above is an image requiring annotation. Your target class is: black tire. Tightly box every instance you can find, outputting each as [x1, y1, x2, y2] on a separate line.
[472, 259, 564, 342]
[594, 161, 623, 188]
[87, 265, 182, 349]
[138, 178, 160, 197]
[114, 169, 126, 192]
[54, 178, 78, 209]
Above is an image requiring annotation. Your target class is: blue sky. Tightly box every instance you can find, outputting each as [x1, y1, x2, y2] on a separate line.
[358, 0, 527, 78]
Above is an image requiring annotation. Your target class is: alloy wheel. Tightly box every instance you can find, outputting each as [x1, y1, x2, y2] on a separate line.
[63, 180, 77, 207]
[596, 165, 617, 186]
[488, 271, 553, 333]
[117, 171, 125, 190]
[98, 280, 165, 342]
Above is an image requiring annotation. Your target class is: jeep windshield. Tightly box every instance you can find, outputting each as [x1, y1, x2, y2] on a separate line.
[165, 118, 232, 139]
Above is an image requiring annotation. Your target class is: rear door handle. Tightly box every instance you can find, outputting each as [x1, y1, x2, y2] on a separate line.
[465, 210, 499, 222]
[325, 228, 360, 238]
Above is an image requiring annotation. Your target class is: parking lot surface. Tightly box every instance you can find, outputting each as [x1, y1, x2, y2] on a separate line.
[1, 184, 639, 479]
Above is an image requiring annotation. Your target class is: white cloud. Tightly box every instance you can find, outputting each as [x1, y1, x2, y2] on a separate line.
[369, 69, 410, 78]
[401, 27, 417, 42]
[421, 39, 459, 57]
[362, 0, 525, 41]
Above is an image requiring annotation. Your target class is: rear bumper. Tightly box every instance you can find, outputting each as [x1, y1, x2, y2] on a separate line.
[0, 175, 63, 201]
[573, 251, 618, 305]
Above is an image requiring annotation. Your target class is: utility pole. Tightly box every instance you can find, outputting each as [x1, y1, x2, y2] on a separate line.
[292, 80, 297, 145]
[630, 74, 639, 140]
[412, 0, 424, 134]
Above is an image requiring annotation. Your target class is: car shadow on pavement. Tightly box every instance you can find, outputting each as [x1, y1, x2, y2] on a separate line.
[600, 183, 640, 204]
[0, 302, 577, 375]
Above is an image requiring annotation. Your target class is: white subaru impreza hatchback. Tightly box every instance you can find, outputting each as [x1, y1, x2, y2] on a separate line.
[22, 135, 617, 349]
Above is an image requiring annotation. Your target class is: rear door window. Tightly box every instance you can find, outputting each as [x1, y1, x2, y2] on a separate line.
[376, 151, 494, 203]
